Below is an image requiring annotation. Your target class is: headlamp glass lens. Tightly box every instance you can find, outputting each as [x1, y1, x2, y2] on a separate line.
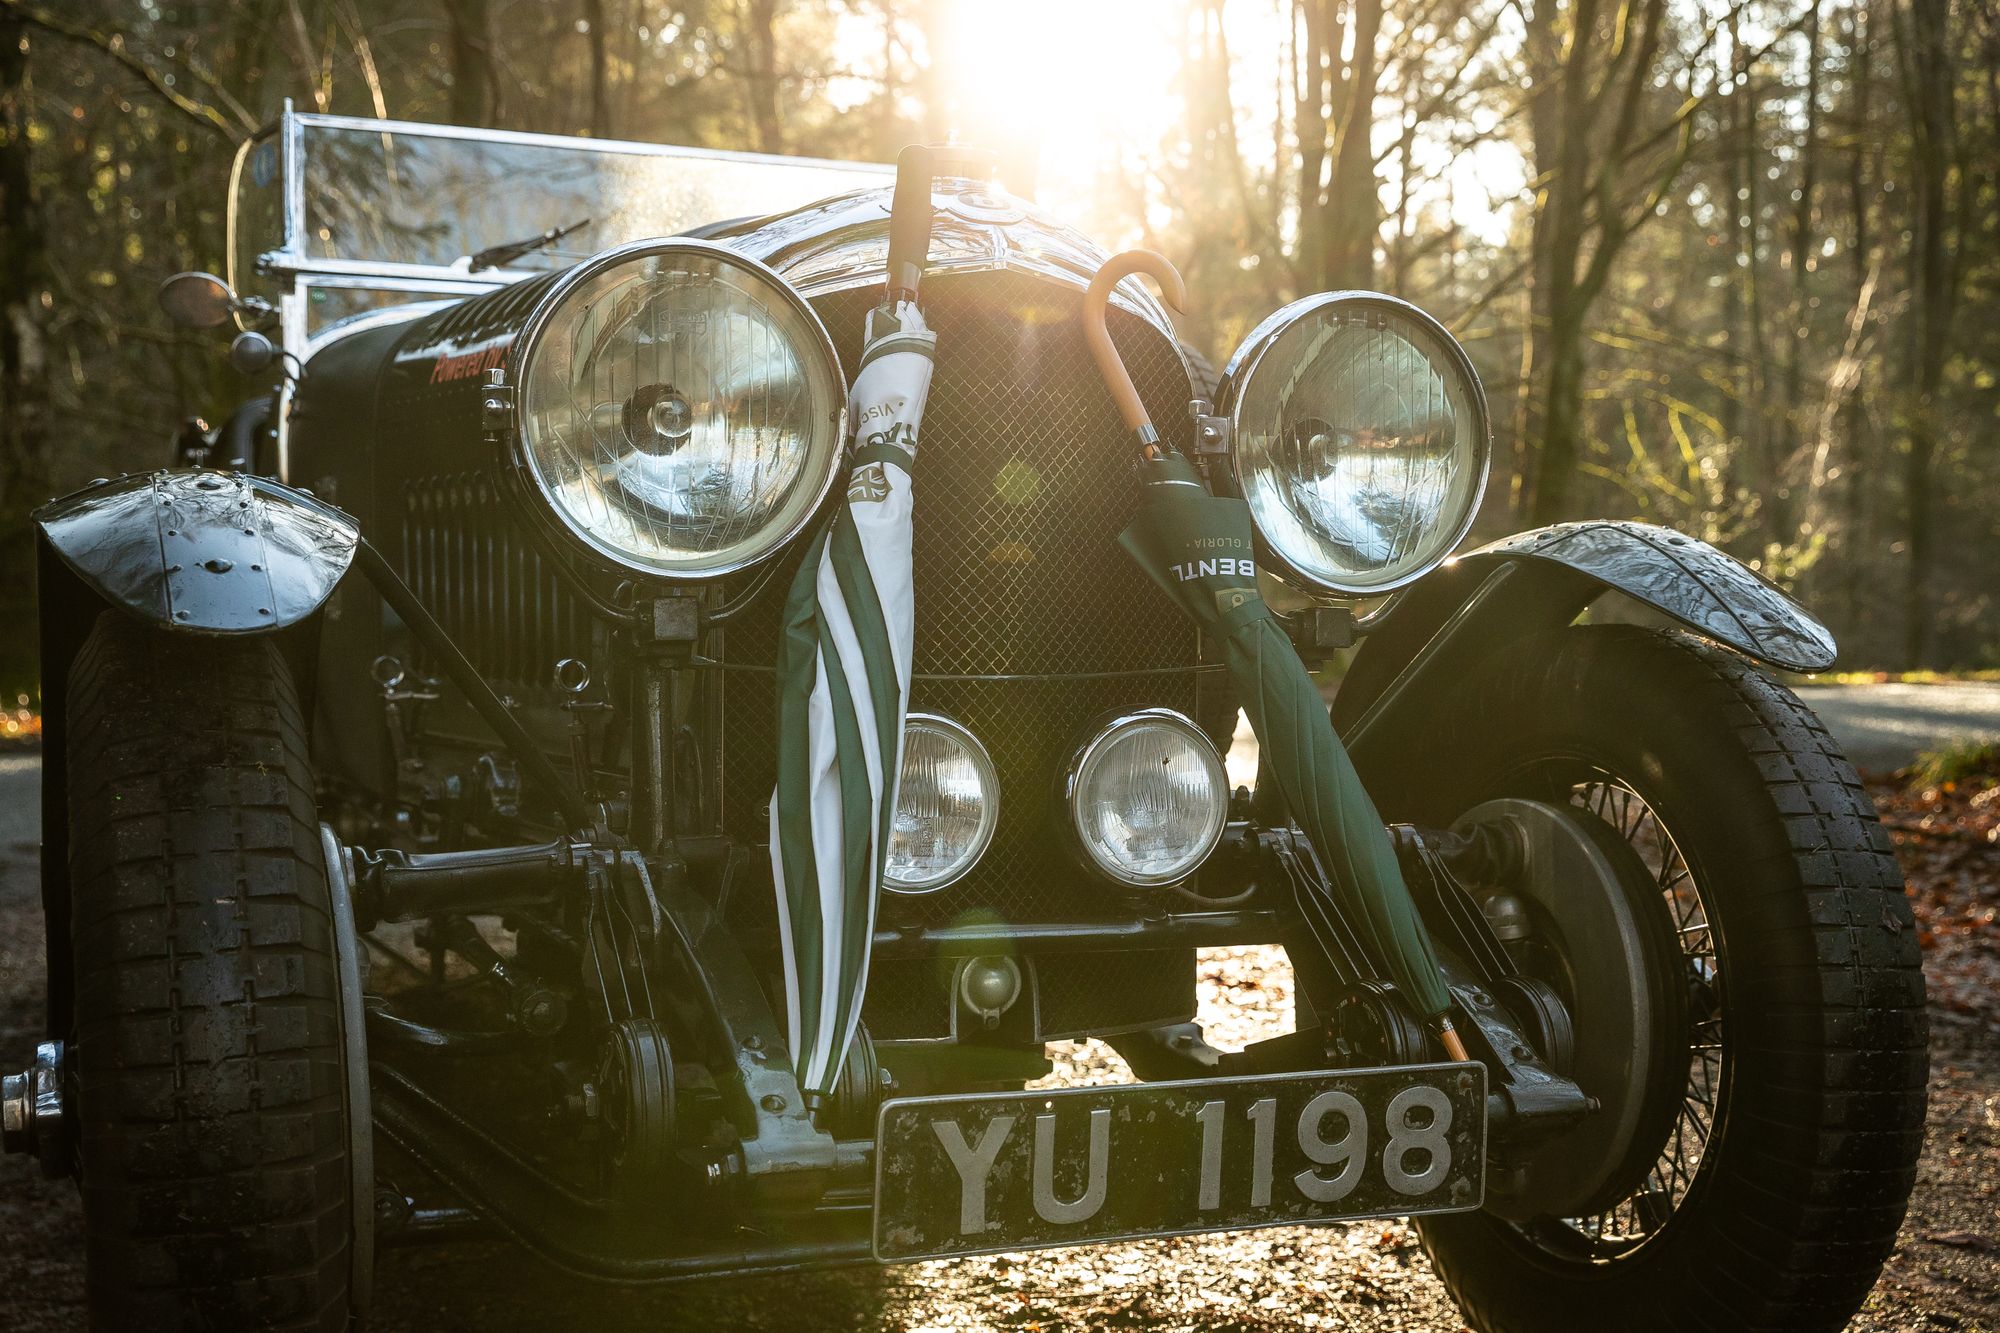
[518, 247, 842, 577]
[1234, 302, 1486, 592]
[885, 716, 999, 893]
[1071, 712, 1227, 887]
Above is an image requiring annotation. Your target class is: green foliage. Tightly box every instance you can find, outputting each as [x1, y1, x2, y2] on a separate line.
[1908, 737, 2000, 792]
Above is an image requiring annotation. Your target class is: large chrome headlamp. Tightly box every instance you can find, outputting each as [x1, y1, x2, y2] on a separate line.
[1064, 710, 1228, 889]
[513, 239, 846, 579]
[1221, 292, 1490, 595]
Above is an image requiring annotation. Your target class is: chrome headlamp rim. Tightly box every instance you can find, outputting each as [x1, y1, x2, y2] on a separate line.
[1218, 290, 1492, 598]
[1062, 707, 1230, 889]
[884, 711, 1001, 896]
[506, 236, 848, 583]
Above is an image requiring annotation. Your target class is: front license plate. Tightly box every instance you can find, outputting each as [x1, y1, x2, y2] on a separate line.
[872, 1062, 1486, 1261]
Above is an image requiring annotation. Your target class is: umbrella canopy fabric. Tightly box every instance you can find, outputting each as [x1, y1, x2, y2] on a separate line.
[770, 299, 934, 1100]
[1118, 451, 1453, 1020]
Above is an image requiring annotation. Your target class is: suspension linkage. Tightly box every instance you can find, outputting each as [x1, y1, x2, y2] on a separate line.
[349, 839, 587, 927]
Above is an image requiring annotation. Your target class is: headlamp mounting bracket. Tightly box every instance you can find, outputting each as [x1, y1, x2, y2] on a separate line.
[1188, 398, 1231, 457]
[480, 366, 515, 437]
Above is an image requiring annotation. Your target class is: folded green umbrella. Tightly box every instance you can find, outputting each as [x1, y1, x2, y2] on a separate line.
[1085, 250, 1457, 1034]
[1116, 449, 1451, 1020]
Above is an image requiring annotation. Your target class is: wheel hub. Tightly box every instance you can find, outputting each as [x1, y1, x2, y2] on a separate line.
[1456, 798, 1688, 1221]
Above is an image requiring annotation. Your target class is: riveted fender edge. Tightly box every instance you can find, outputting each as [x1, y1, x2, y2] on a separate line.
[34, 469, 360, 634]
[1331, 520, 1836, 808]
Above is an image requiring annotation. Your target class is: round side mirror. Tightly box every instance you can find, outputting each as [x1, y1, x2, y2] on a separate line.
[228, 330, 277, 374]
[158, 271, 237, 329]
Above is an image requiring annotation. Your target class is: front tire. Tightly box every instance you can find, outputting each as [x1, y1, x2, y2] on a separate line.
[66, 611, 353, 1330]
[1393, 626, 1927, 1332]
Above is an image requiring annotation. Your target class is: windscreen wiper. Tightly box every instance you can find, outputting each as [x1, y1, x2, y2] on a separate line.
[467, 217, 592, 273]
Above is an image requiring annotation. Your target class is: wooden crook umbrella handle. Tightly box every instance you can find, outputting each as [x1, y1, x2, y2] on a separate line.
[1083, 250, 1187, 448]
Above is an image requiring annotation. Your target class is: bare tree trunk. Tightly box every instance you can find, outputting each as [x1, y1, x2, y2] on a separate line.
[1719, 25, 1745, 497]
[584, 0, 611, 137]
[444, 0, 499, 127]
[1837, 0, 1877, 634]
[0, 13, 49, 685]
[1740, 26, 1778, 540]
[1389, 85, 1415, 291]
[1319, 0, 1382, 288]
[743, 0, 784, 154]
[1782, 2, 1822, 523]
[1511, 0, 1561, 518]
[1288, 0, 1381, 291]
[917, 0, 950, 141]
[1891, 0, 1959, 666]
[1525, 0, 1605, 524]
[1526, 0, 1673, 526]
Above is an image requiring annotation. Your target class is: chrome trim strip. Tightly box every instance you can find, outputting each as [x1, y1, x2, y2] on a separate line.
[260, 254, 521, 287]
[289, 109, 892, 176]
[303, 299, 456, 360]
[727, 185, 1184, 345]
[319, 823, 375, 1314]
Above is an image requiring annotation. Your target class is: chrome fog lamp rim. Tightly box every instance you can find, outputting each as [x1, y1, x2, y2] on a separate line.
[884, 712, 1000, 895]
[1063, 708, 1229, 888]
[1219, 290, 1492, 597]
[507, 236, 847, 582]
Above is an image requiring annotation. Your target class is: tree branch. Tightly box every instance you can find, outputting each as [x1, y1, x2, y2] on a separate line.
[0, 0, 243, 141]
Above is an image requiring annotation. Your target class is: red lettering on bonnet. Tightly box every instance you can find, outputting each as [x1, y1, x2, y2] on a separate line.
[430, 339, 510, 384]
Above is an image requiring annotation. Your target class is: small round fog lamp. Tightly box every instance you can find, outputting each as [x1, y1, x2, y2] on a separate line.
[1064, 709, 1229, 888]
[885, 714, 1000, 893]
[958, 955, 1023, 1029]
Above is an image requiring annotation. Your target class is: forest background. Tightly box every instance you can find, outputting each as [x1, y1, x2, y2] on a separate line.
[0, 0, 1993, 704]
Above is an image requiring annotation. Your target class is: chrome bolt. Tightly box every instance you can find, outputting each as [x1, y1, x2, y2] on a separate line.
[0, 1072, 27, 1142]
[760, 1094, 786, 1114]
[1, 1041, 69, 1178]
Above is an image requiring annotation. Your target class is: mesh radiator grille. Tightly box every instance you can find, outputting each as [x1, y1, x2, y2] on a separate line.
[717, 271, 1211, 925]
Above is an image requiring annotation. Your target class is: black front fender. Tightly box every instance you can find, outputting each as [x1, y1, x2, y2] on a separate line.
[32, 471, 360, 1038]
[1333, 520, 1836, 790]
[35, 469, 358, 633]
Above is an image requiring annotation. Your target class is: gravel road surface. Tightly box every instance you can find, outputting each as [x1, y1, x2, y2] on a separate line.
[1800, 682, 2000, 772]
[2, 738, 1995, 1331]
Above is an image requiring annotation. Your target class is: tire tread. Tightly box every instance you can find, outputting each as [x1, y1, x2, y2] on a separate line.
[66, 611, 349, 1332]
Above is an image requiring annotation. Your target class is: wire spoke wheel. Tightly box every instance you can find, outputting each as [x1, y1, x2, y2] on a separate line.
[1517, 773, 1720, 1264]
[1409, 628, 1925, 1332]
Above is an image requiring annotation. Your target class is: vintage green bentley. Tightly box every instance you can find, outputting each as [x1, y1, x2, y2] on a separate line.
[9, 108, 1926, 1331]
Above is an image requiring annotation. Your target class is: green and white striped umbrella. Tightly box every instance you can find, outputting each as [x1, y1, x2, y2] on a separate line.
[770, 299, 935, 1101]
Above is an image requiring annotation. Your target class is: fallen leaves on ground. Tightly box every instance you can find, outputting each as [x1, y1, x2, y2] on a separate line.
[1867, 758, 2000, 1030]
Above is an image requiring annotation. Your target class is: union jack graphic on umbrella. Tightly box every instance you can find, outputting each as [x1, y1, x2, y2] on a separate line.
[769, 297, 934, 1102]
